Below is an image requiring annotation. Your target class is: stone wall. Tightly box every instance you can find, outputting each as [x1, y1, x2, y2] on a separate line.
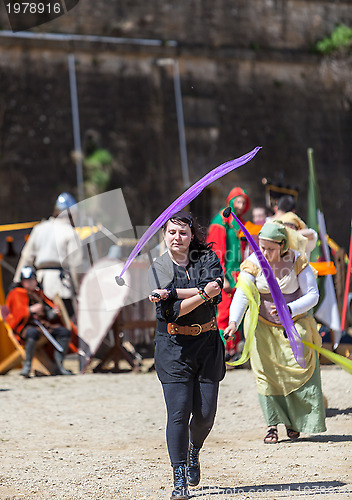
[2, 0, 352, 50]
[0, 0, 351, 252]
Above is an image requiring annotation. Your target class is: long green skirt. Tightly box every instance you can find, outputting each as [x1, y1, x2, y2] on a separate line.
[258, 356, 326, 433]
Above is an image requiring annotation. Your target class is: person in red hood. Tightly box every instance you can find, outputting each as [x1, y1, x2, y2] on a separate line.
[207, 187, 250, 360]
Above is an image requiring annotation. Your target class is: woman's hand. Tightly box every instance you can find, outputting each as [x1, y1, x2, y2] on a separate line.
[148, 289, 169, 303]
[204, 280, 222, 299]
[269, 305, 278, 317]
[224, 321, 238, 338]
[269, 304, 292, 317]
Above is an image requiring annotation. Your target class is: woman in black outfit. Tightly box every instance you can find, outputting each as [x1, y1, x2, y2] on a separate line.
[148, 211, 225, 500]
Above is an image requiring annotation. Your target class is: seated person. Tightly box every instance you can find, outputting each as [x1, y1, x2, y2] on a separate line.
[5, 266, 72, 378]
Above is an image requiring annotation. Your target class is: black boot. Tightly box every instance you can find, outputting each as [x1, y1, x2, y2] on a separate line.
[20, 337, 37, 378]
[53, 336, 73, 376]
[170, 465, 189, 500]
[186, 442, 201, 487]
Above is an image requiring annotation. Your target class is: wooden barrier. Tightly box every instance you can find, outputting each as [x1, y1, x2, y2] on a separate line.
[92, 312, 156, 373]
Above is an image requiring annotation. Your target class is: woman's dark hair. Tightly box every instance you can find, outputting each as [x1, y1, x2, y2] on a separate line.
[277, 195, 296, 213]
[162, 210, 212, 254]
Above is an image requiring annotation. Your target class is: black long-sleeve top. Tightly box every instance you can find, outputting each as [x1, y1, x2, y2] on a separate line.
[148, 249, 223, 337]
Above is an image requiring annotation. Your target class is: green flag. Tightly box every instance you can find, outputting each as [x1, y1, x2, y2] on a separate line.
[306, 148, 341, 340]
[307, 148, 322, 263]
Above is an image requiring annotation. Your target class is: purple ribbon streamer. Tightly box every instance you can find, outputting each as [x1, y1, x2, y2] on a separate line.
[117, 146, 261, 279]
[227, 209, 305, 368]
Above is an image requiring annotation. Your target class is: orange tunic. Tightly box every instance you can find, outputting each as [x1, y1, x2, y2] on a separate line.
[5, 287, 78, 352]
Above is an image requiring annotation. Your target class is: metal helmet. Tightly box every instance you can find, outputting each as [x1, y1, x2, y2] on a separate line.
[55, 192, 77, 212]
[20, 266, 37, 281]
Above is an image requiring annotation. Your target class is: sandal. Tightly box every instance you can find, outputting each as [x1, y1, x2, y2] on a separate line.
[286, 427, 300, 440]
[264, 426, 278, 444]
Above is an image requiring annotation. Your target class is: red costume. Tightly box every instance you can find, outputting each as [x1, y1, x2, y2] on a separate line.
[5, 286, 77, 350]
[207, 187, 250, 355]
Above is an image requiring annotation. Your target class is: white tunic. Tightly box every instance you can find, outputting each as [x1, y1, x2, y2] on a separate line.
[14, 216, 82, 299]
[229, 250, 319, 326]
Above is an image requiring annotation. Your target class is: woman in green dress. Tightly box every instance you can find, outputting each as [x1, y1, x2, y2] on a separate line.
[224, 221, 326, 443]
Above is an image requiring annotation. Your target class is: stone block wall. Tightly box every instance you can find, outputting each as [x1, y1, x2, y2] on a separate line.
[2, 0, 352, 50]
[0, 0, 351, 251]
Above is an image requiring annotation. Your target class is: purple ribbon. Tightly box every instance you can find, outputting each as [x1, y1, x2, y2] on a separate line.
[224, 208, 305, 368]
[117, 146, 261, 280]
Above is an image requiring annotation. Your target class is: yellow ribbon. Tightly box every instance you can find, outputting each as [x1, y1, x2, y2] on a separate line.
[226, 274, 260, 367]
[0, 221, 40, 232]
[302, 341, 352, 375]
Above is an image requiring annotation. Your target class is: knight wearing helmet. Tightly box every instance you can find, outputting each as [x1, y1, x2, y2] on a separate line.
[13, 193, 82, 318]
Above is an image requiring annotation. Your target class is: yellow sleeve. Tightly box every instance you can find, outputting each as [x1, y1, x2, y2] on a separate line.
[240, 259, 260, 277]
[293, 254, 309, 275]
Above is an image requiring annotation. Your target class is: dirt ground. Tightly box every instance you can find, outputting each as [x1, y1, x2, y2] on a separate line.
[0, 358, 351, 500]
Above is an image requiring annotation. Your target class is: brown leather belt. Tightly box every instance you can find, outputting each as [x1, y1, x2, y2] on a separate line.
[167, 317, 217, 336]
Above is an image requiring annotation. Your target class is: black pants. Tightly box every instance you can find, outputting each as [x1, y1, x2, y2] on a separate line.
[25, 325, 71, 342]
[162, 380, 219, 467]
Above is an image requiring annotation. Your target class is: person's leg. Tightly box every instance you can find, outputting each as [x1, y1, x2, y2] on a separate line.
[187, 380, 219, 486]
[189, 380, 219, 447]
[20, 327, 40, 378]
[264, 426, 278, 444]
[162, 382, 194, 466]
[162, 382, 193, 499]
[52, 326, 72, 375]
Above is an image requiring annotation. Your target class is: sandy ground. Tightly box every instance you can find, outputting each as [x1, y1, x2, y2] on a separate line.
[0, 358, 351, 500]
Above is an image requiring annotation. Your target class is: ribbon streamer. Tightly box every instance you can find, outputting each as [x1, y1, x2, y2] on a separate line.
[223, 208, 305, 368]
[117, 146, 261, 281]
[302, 341, 352, 375]
[227, 273, 260, 367]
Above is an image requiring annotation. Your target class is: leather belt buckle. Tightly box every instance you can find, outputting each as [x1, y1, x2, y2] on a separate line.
[168, 324, 177, 335]
[190, 324, 202, 336]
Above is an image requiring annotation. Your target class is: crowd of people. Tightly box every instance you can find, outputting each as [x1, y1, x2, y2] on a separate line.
[147, 188, 328, 499]
[1, 187, 329, 500]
